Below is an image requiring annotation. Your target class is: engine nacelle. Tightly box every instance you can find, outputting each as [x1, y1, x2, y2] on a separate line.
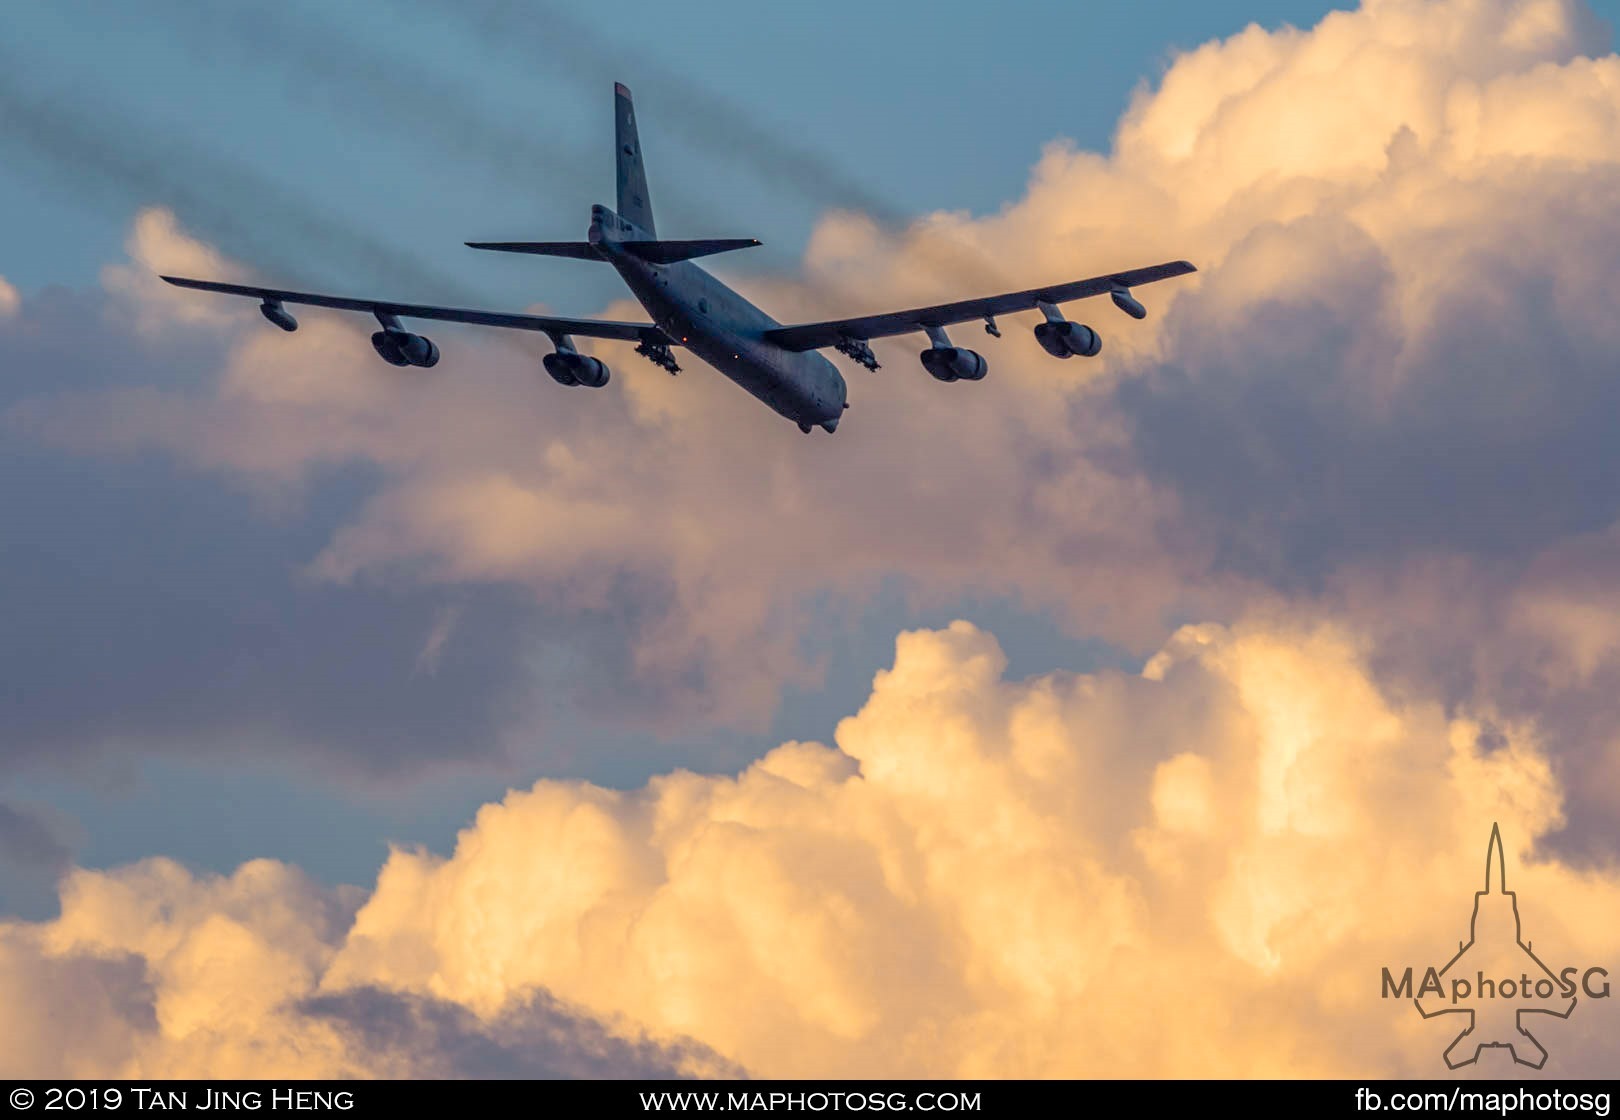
[1034, 319, 1101, 358]
[395, 332, 439, 368]
[371, 330, 439, 368]
[259, 300, 298, 332]
[1110, 287, 1147, 320]
[543, 350, 611, 388]
[371, 331, 408, 366]
[920, 346, 987, 382]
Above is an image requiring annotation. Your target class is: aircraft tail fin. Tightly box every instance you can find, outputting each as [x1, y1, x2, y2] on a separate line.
[615, 82, 656, 236]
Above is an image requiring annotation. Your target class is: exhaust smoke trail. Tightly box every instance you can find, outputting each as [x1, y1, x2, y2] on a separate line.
[77, 0, 839, 315]
[395, 0, 1013, 295]
[0, 67, 480, 303]
[103, 0, 874, 312]
[0, 43, 558, 361]
[122, 0, 748, 243]
[416, 0, 909, 225]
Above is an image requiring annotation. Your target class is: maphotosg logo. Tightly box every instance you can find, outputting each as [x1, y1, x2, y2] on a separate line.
[1380, 824, 1611, 1069]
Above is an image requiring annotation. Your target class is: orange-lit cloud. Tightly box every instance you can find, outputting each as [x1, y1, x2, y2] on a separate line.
[3, 618, 1616, 1077]
[100, 208, 247, 334]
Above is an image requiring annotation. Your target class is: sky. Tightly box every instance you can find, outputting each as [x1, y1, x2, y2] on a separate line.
[4, 0, 1620, 1080]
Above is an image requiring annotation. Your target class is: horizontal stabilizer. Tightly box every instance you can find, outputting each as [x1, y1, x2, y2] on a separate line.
[621, 238, 761, 264]
[465, 241, 605, 260]
[463, 239, 760, 264]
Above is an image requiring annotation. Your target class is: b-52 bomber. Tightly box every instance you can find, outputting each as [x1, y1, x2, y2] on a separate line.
[166, 83, 1195, 433]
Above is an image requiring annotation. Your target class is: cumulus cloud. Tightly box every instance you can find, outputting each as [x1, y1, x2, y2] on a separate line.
[0, 855, 715, 1079]
[0, 275, 18, 318]
[4, 619, 1617, 1077]
[302, 988, 727, 1079]
[322, 619, 1620, 1078]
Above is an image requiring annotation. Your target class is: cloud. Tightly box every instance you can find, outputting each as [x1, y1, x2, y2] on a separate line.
[0, 418, 545, 782]
[0, 852, 724, 1078]
[0, 263, 567, 783]
[320, 618, 1620, 1078]
[413, 605, 462, 677]
[0, 931, 155, 1078]
[100, 209, 246, 333]
[0, 275, 18, 318]
[4, 617, 1617, 1077]
[302, 988, 727, 1079]
[0, 802, 73, 875]
[7, 257, 1186, 731]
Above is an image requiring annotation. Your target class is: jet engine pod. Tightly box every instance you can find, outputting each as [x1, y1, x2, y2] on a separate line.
[393, 332, 440, 368]
[920, 346, 987, 382]
[542, 352, 578, 386]
[259, 300, 298, 332]
[570, 356, 610, 387]
[1034, 319, 1101, 358]
[371, 330, 438, 367]
[371, 330, 410, 366]
[543, 351, 612, 388]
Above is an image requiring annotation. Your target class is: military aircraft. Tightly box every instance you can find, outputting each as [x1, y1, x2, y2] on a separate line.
[164, 83, 1196, 434]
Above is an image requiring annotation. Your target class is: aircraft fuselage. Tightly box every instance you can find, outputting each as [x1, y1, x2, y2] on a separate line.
[591, 205, 847, 431]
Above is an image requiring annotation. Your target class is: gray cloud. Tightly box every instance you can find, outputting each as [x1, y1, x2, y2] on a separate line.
[0, 802, 73, 874]
[1120, 171, 1620, 586]
[0, 941, 155, 1078]
[303, 987, 735, 1079]
[0, 288, 542, 781]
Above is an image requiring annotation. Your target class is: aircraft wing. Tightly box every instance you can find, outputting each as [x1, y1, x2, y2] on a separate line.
[763, 260, 1196, 351]
[160, 276, 667, 343]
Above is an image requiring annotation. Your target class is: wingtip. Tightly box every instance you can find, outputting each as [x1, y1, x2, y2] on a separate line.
[615, 81, 632, 99]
